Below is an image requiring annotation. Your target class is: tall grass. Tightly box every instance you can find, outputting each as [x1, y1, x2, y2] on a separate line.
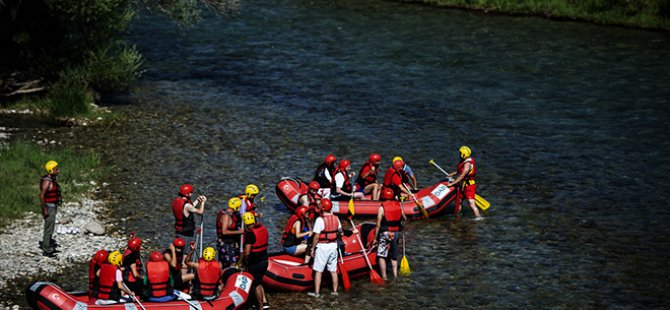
[0, 140, 101, 228]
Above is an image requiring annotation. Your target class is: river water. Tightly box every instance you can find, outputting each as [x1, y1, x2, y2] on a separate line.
[12, 0, 670, 308]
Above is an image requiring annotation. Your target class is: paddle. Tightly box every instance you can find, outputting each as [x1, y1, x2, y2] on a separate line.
[121, 282, 146, 310]
[402, 183, 429, 219]
[199, 214, 204, 258]
[348, 173, 357, 216]
[338, 247, 351, 290]
[174, 290, 200, 309]
[399, 197, 411, 276]
[348, 219, 384, 285]
[428, 159, 490, 211]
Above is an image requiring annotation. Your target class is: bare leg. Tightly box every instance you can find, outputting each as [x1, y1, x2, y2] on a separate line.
[468, 198, 481, 218]
[379, 258, 388, 280]
[391, 259, 398, 278]
[330, 271, 338, 293]
[314, 271, 322, 295]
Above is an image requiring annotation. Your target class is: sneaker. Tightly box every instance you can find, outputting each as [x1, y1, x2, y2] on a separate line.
[307, 292, 320, 298]
[42, 251, 57, 258]
[262, 303, 270, 310]
[474, 216, 484, 221]
[330, 292, 338, 296]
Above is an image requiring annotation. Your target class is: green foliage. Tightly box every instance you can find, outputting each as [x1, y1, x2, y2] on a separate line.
[84, 43, 144, 91]
[0, 140, 101, 228]
[47, 71, 92, 117]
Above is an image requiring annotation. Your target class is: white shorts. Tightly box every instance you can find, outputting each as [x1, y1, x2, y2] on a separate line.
[312, 243, 338, 273]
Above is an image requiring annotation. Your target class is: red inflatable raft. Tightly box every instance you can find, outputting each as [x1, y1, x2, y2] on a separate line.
[263, 222, 378, 292]
[26, 269, 254, 310]
[275, 177, 456, 218]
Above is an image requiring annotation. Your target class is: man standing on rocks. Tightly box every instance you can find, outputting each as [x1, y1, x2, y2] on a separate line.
[40, 160, 61, 258]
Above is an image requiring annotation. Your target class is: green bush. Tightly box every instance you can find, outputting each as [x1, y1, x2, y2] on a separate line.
[0, 140, 101, 228]
[47, 72, 92, 117]
[85, 43, 144, 91]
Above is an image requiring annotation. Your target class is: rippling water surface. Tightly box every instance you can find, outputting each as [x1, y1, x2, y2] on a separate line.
[12, 0, 670, 308]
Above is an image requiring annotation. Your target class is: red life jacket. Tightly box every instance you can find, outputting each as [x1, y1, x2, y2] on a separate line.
[357, 161, 377, 187]
[146, 260, 172, 297]
[313, 163, 335, 188]
[239, 194, 256, 214]
[281, 214, 305, 247]
[40, 175, 61, 204]
[298, 190, 321, 211]
[172, 196, 195, 235]
[249, 225, 268, 253]
[381, 201, 403, 232]
[193, 260, 221, 297]
[88, 259, 102, 297]
[332, 169, 353, 193]
[96, 264, 120, 300]
[383, 167, 404, 196]
[318, 214, 339, 243]
[122, 250, 142, 283]
[457, 158, 477, 184]
[216, 208, 240, 241]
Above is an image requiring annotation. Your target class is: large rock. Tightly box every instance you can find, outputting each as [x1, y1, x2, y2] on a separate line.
[85, 220, 105, 235]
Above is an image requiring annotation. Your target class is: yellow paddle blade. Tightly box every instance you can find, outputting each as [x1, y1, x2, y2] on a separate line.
[475, 194, 490, 210]
[400, 255, 411, 275]
[348, 198, 355, 216]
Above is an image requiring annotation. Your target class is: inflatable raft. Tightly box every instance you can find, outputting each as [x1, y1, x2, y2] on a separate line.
[26, 269, 254, 310]
[263, 222, 378, 292]
[275, 177, 456, 218]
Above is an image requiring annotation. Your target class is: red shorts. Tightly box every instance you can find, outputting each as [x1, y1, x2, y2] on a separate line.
[462, 184, 477, 200]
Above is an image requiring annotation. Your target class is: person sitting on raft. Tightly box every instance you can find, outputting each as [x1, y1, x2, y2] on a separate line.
[330, 159, 366, 201]
[163, 238, 194, 293]
[281, 206, 313, 264]
[356, 153, 383, 200]
[144, 251, 176, 302]
[186, 246, 223, 300]
[93, 251, 135, 305]
[313, 154, 337, 198]
[300, 181, 322, 219]
[382, 159, 413, 199]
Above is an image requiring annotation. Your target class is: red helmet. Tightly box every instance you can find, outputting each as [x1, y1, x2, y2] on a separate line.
[338, 159, 351, 170]
[128, 237, 142, 251]
[308, 181, 320, 190]
[93, 249, 109, 264]
[393, 159, 405, 171]
[381, 187, 395, 200]
[179, 184, 193, 196]
[325, 154, 337, 164]
[173, 238, 185, 248]
[296, 206, 309, 218]
[369, 153, 381, 163]
[150, 251, 163, 262]
[321, 198, 333, 212]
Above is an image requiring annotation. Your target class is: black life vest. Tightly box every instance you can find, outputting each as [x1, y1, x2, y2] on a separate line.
[88, 259, 102, 297]
[314, 163, 335, 188]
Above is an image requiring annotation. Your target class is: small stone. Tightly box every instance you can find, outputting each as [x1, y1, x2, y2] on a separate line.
[85, 220, 105, 235]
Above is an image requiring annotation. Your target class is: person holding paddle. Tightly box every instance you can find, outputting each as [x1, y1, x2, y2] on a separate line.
[172, 184, 207, 245]
[369, 188, 407, 281]
[446, 146, 482, 220]
[383, 159, 413, 199]
[240, 184, 262, 218]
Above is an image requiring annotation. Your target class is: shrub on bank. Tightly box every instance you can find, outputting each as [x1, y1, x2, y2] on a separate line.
[0, 140, 101, 228]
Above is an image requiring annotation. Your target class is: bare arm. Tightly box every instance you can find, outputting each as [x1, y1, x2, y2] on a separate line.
[39, 179, 50, 217]
[447, 162, 471, 187]
[370, 207, 383, 247]
[221, 214, 244, 236]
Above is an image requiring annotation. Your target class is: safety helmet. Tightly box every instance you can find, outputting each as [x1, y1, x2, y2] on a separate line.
[381, 187, 395, 200]
[45, 160, 59, 174]
[369, 153, 381, 163]
[320, 198, 333, 212]
[308, 181, 320, 190]
[325, 154, 337, 164]
[392, 156, 403, 164]
[393, 159, 405, 171]
[245, 184, 260, 196]
[128, 237, 142, 251]
[108, 251, 123, 267]
[203, 247, 216, 262]
[338, 159, 351, 170]
[228, 197, 242, 211]
[93, 249, 109, 264]
[180, 184, 193, 196]
[459, 146, 471, 159]
[150, 251, 163, 262]
[296, 206, 309, 219]
[243, 212, 256, 226]
[173, 238, 185, 248]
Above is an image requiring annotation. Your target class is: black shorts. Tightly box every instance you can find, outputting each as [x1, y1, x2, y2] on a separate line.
[248, 260, 268, 287]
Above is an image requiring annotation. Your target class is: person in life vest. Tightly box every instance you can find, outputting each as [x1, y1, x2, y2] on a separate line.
[392, 156, 418, 191]
[89, 249, 109, 297]
[299, 181, 322, 221]
[330, 159, 366, 201]
[172, 184, 207, 245]
[240, 184, 263, 218]
[217, 197, 244, 267]
[186, 246, 223, 299]
[356, 153, 383, 200]
[313, 154, 337, 198]
[382, 159, 413, 199]
[239, 212, 270, 310]
[163, 237, 193, 292]
[39, 160, 61, 257]
[446, 146, 482, 219]
[122, 236, 144, 296]
[370, 188, 407, 281]
[281, 206, 313, 263]
[308, 198, 357, 298]
[94, 250, 135, 304]
[144, 251, 175, 302]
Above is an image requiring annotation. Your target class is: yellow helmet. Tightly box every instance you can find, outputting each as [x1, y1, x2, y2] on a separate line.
[459, 146, 472, 159]
[45, 160, 59, 174]
[228, 197, 242, 211]
[108, 250, 123, 267]
[392, 156, 403, 164]
[243, 212, 256, 226]
[245, 184, 259, 196]
[202, 247, 216, 262]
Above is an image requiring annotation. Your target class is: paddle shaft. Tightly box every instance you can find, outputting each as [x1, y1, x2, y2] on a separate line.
[175, 290, 200, 309]
[429, 160, 451, 178]
[122, 282, 146, 310]
[403, 183, 429, 219]
[349, 219, 375, 270]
